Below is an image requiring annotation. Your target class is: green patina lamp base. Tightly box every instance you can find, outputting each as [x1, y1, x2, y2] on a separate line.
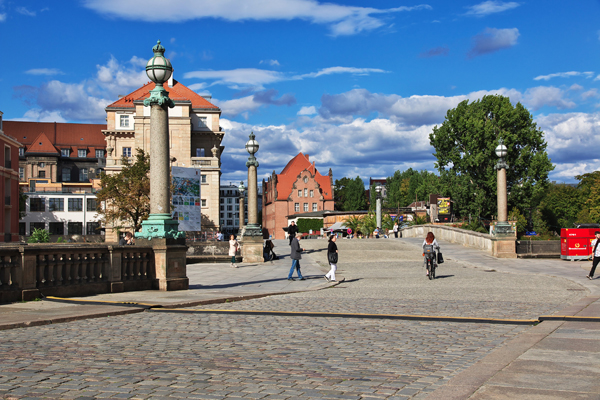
[138, 213, 186, 240]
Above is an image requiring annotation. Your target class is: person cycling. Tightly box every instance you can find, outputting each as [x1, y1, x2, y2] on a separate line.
[422, 231, 440, 277]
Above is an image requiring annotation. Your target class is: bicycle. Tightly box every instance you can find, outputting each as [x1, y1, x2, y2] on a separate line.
[423, 244, 439, 280]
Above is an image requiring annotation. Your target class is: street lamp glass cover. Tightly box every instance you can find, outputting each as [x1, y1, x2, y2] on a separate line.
[238, 181, 246, 196]
[146, 40, 173, 84]
[245, 132, 259, 155]
[375, 185, 383, 195]
[495, 143, 508, 158]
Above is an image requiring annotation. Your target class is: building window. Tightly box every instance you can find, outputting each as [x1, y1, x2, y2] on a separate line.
[31, 222, 45, 234]
[49, 222, 64, 235]
[19, 223, 26, 236]
[49, 198, 64, 212]
[19, 167, 24, 181]
[227, 198, 232, 204]
[38, 170, 46, 178]
[310, 190, 314, 198]
[19, 147, 25, 156]
[304, 203, 308, 212]
[220, 205, 224, 211]
[201, 199, 207, 207]
[298, 190, 302, 197]
[312, 203, 318, 211]
[227, 205, 233, 211]
[68, 198, 83, 212]
[227, 213, 232, 218]
[120, 115, 129, 128]
[62, 168, 71, 182]
[199, 116, 208, 127]
[201, 174, 207, 183]
[227, 220, 232, 226]
[123, 147, 132, 157]
[196, 148, 205, 157]
[295, 203, 299, 212]
[30, 198, 45, 212]
[86, 222, 100, 235]
[96, 149, 104, 158]
[61, 149, 70, 157]
[79, 168, 88, 182]
[78, 149, 87, 158]
[87, 198, 97, 212]
[304, 176, 308, 183]
[304, 188, 308, 197]
[220, 198, 224, 204]
[68, 222, 83, 235]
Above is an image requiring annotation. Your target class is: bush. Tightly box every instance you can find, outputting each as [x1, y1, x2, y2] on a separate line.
[296, 218, 323, 233]
[28, 228, 50, 243]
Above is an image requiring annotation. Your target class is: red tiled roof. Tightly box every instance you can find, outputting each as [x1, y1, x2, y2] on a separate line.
[106, 79, 219, 110]
[276, 153, 333, 201]
[25, 132, 59, 154]
[3, 121, 106, 155]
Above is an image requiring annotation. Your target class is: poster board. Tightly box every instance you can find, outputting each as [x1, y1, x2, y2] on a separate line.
[171, 167, 202, 231]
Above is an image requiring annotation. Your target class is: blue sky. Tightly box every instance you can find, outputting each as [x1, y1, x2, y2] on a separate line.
[2, 0, 600, 186]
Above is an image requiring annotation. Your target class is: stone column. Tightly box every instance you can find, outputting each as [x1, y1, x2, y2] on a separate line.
[247, 165, 257, 226]
[239, 196, 245, 229]
[149, 103, 170, 217]
[497, 167, 507, 222]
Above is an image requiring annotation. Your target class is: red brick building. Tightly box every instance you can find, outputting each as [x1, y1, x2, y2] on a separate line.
[0, 112, 22, 242]
[262, 153, 334, 239]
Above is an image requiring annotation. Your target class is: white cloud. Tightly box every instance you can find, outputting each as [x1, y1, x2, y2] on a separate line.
[260, 60, 280, 66]
[214, 89, 296, 117]
[298, 106, 317, 115]
[0, 13, 6, 22]
[468, 27, 519, 58]
[522, 86, 575, 111]
[569, 84, 584, 91]
[184, 66, 388, 89]
[465, 1, 520, 17]
[83, 0, 431, 36]
[534, 71, 594, 81]
[581, 89, 599, 100]
[16, 7, 35, 16]
[25, 68, 64, 76]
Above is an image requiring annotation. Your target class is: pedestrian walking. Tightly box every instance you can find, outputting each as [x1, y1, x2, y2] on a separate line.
[288, 234, 305, 281]
[325, 235, 338, 282]
[393, 222, 399, 238]
[229, 234, 239, 268]
[587, 231, 600, 280]
[288, 221, 298, 245]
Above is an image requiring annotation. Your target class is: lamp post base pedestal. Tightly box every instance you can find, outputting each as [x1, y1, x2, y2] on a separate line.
[241, 224, 264, 263]
[136, 237, 189, 291]
[138, 214, 186, 240]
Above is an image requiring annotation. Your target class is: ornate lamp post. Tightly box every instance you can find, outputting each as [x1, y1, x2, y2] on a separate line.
[138, 40, 182, 241]
[241, 132, 264, 262]
[238, 181, 246, 231]
[375, 185, 383, 231]
[494, 138, 512, 236]
[137, 40, 188, 291]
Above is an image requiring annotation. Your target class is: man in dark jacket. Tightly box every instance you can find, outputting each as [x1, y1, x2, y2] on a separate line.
[288, 235, 305, 281]
[288, 221, 298, 245]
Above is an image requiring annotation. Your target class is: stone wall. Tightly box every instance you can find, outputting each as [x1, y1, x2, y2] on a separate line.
[401, 224, 494, 253]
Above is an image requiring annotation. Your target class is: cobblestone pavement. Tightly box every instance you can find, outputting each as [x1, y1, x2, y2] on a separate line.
[0, 239, 588, 399]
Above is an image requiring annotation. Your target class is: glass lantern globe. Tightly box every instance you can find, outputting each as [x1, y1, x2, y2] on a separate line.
[238, 181, 246, 196]
[375, 185, 383, 195]
[495, 143, 508, 158]
[146, 41, 173, 85]
[245, 132, 259, 155]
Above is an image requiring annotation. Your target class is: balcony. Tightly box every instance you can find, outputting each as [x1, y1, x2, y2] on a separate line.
[191, 157, 218, 168]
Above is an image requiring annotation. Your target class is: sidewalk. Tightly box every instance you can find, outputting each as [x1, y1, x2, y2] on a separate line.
[0, 239, 336, 330]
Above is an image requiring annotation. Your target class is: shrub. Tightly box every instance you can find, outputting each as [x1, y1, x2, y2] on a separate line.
[28, 228, 50, 243]
[296, 218, 323, 233]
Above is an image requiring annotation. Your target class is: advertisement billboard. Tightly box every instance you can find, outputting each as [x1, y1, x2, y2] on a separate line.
[171, 167, 202, 232]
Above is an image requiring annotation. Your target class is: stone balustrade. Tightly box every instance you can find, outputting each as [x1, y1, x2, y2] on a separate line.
[0, 244, 155, 304]
[401, 224, 494, 253]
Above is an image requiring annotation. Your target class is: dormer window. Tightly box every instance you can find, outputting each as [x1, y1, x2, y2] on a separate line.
[19, 147, 25, 156]
[61, 149, 70, 157]
[78, 149, 87, 158]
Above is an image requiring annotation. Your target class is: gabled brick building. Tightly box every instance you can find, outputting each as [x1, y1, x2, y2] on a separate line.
[0, 111, 21, 242]
[262, 153, 334, 239]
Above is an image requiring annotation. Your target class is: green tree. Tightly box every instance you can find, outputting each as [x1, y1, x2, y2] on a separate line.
[383, 169, 440, 209]
[96, 150, 150, 233]
[430, 95, 554, 219]
[576, 171, 600, 224]
[359, 212, 377, 237]
[538, 183, 583, 233]
[343, 215, 362, 236]
[334, 176, 367, 211]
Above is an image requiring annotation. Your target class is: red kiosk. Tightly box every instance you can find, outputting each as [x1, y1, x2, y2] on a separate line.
[561, 224, 600, 261]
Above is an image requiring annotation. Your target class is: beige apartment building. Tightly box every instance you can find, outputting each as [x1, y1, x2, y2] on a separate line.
[103, 77, 224, 241]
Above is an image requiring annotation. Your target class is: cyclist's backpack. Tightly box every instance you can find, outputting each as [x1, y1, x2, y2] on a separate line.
[423, 244, 435, 259]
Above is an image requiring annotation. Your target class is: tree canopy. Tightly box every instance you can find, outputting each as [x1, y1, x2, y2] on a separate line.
[383, 168, 440, 208]
[430, 95, 554, 219]
[96, 150, 150, 233]
[334, 176, 367, 211]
